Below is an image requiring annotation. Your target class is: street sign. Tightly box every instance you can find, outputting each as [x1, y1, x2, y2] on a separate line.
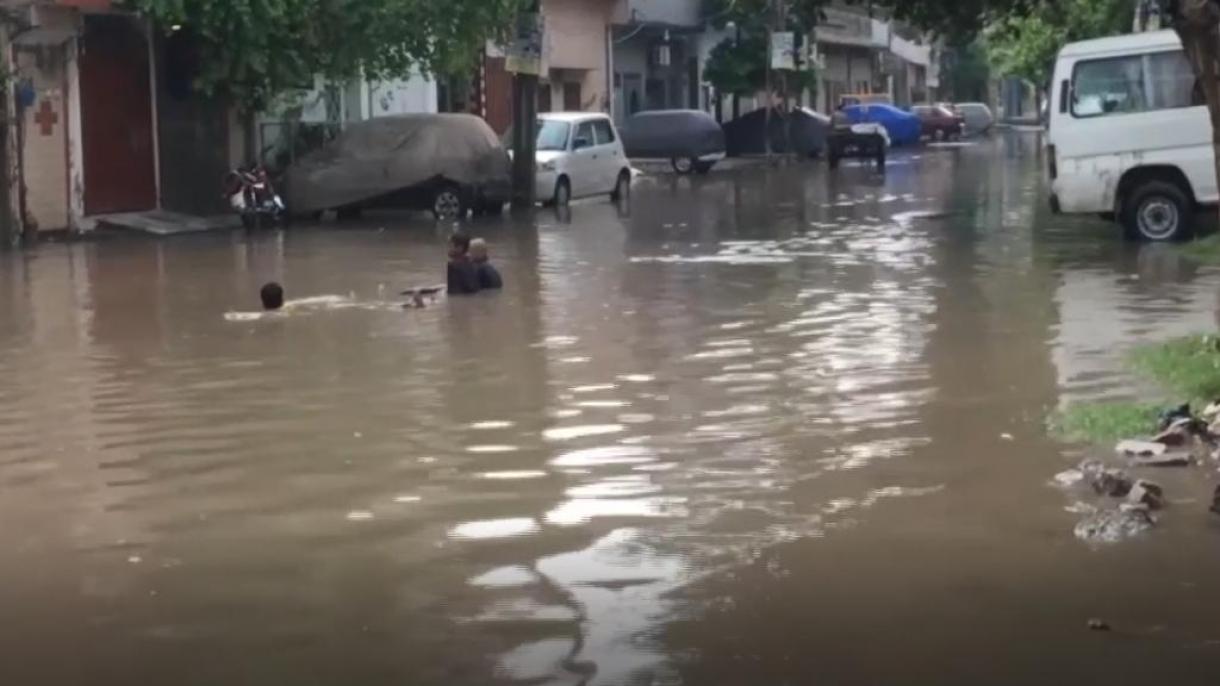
[506, 13, 544, 75]
[770, 31, 795, 70]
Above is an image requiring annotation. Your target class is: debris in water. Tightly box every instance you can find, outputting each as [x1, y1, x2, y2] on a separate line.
[1079, 460, 1133, 497]
[1127, 480, 1165, 510]
[1115, 440, 1166, 457]
[1074, 507, 1154, 544]
[1087, 618, 1111, 632]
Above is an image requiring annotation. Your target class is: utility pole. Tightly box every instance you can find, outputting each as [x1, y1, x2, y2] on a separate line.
[764, 0, 773, 161]
[510, 1, 541, 210]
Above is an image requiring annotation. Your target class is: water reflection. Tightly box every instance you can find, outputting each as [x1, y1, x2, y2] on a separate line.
[7, 134, 1220, 685]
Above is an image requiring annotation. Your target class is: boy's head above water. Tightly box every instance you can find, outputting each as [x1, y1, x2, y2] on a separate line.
[469, 238, 489, 263]
[260, 282, 284, 310]
[449, 232, 472, 259]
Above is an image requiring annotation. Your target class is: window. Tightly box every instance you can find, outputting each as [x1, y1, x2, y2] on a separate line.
[535, 120, 570, 151]
[591, 119, 616, 145]
[573, 121, 596, 149]
[1072, 50, 1196, 118]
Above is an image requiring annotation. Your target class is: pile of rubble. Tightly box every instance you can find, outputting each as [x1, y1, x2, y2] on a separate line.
[1057, 402, 1220, 544]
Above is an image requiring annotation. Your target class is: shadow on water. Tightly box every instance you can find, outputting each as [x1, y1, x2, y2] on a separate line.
[4, 132, 1220, 685]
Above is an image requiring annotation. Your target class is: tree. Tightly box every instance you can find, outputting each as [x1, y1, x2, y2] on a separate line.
[1158, 0, 1220, 229]
[127, 0, 528, 114]
[702, 0, 822, 107]
[984, 0, 1130, 87]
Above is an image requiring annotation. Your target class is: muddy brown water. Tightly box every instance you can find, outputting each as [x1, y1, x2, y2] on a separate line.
[4, 133, 1220, 685]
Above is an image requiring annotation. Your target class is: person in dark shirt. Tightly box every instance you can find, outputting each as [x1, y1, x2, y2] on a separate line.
[446, 233, 480, 295]
[469, 238, 503, 290]
[260, 282, 284, 310]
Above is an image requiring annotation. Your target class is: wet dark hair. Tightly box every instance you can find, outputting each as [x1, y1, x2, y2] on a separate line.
[260, 282, 284, 310]
[450, 232, 472, 254]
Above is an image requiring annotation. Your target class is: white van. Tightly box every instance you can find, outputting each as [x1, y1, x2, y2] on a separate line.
[1047, 29, 1212, 241]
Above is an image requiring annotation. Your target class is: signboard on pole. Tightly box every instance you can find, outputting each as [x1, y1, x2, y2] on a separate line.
[770, 32, 795, 70]
[506, 13, 544, 75]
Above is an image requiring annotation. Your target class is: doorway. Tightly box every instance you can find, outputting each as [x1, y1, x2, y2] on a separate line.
[79, 15, 157, 215]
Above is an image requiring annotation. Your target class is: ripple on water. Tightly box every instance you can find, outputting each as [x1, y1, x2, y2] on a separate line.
[479, 470, 549, 480]
[542, 424, 625, 441]
[450, 518, 541, 541]
[551, 446, 657, 467]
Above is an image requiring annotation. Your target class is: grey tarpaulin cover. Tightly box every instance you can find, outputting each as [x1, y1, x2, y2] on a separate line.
[284, 113, 510, 213]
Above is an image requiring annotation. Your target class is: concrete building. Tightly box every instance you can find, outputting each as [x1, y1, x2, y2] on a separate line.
[610, 0, 705, 124]
[814, 6, 936, 111]
[478, 0, 618, 133]
[3, 1, 238, 235]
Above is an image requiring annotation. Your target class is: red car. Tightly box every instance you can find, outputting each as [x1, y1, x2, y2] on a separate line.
[912, 104, 965, 140]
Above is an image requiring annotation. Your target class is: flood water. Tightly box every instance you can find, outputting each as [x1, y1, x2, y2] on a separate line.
[5, 133, 1220, 685]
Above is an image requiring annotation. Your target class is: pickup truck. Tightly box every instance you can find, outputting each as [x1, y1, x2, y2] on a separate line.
[826, 112, 890, 170]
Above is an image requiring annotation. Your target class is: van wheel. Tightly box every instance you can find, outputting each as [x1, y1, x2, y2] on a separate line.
[553, 177, 571, 207]
[610, 170, 631, 201]
[1122, 180, 1193, 242]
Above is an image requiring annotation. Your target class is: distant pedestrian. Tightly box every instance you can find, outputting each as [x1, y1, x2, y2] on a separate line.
[447, 233, 481, 295]
[469, 238, 503, 290]
[260, 282, 285, 310]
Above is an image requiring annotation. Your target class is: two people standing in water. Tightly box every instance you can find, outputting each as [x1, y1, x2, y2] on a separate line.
[447, 232, 502, 295]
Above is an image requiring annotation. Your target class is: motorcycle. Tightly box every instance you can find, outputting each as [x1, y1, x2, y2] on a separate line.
[224, 165, 285, 229]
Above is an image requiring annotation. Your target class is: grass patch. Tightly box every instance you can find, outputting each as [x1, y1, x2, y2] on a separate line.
[1051, 402, 1161, 443]
[1130, 334, 1220, 401]
[1180, 233, 1220, 263]
[1052, 335, 1220, 444]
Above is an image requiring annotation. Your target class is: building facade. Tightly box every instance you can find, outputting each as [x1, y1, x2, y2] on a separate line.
[3, 1, 239, 234]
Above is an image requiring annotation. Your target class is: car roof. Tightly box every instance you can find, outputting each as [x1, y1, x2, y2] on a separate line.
[538, 112, 610, 123]
[1059, 29, 1180, 58]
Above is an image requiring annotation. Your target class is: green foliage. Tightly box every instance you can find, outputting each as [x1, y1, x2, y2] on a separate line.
[941, 39, 991, 101]
[126, 0, 528, 112]
[1180, 233, 1220, 263]
[1051, 402, 1161, 443]
[1130, 335, 1220, 402]
[984, 0, 1131, 85]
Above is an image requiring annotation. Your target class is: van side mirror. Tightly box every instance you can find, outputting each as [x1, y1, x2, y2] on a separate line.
[573, 136, 592, 150]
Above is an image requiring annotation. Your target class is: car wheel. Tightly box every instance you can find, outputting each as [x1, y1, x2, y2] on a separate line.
[240, 213, 258, 230]
[553, 177, 571, 207]
[610, 170, 631, 202]
[432, 185, 466, 221]
[1122, 180, 1193, 242]
[875, 147, 886, 171]
[828, 149, 840, 170]
[671, 157, 695, 175]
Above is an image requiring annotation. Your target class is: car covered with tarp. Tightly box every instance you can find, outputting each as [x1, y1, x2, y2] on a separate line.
[723, 107, 830, 158]
[840, 103, 922, 146]
[620, 110, 726, 174]
[284, 113, 511, 220]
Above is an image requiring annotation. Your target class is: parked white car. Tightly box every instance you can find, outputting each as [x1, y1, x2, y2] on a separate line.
[1048, 30, 1212, 241]
[535, 112, 632, 207]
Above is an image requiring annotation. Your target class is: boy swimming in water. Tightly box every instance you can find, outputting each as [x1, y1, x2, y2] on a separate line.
[260, 282, 284, 310]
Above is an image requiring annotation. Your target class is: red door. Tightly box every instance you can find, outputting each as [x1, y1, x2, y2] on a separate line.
[80, 15, 156, 215]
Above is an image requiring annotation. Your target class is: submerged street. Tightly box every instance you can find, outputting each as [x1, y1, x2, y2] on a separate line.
[6, 132, 1220, 684]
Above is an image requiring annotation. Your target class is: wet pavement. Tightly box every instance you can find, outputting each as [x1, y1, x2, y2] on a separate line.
[5, 133, 1220, 685]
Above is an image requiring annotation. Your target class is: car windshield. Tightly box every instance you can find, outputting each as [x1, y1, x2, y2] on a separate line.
[536, 120, 571, 151]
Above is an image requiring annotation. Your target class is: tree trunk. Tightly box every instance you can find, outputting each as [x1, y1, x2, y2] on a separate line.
[1173, 0, 1220, 232]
